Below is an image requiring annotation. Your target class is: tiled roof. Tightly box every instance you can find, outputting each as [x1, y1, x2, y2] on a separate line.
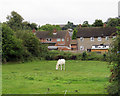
[36, 30, 67, 39]
[77, 27, 117, 38]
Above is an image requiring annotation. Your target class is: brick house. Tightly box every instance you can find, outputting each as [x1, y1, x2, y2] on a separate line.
[76, 27, 117, 53]
[35, 30, 71, 50]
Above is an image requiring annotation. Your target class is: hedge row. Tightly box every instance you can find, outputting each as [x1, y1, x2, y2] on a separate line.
[45, 50, 108, 61]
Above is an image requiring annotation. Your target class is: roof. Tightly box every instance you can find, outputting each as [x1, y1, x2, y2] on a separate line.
[36, 30, 68, 39]
[77, 27, 117, 38]
[59, 24, 66, 28]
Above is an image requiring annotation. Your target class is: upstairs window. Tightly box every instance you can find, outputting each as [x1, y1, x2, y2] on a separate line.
[105, 36, 109, 40]
[80, 37, 84, 42]
[113, 36, 116, 39]
[57, 38, 61, 41]
[90, 37, 94, 41]
[80, 46, 84, 50]
[62, 38, 64, 41]
[46, 38, 52, 41]
[98, 37, 102, 41]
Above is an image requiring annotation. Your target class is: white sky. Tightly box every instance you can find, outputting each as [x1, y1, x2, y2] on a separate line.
[0, 0, 119, 25]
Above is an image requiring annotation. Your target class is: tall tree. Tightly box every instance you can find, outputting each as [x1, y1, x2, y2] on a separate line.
[82, 21, 90, 27]
[30, 23, 38, 30]
[62, 21, 76, 30]
[92, 19, 103, 27]
[72, 28, 77, 40]
[106, 18, 120, 27]
[6, 11, 24, 31]
[2, 24, 23, 62]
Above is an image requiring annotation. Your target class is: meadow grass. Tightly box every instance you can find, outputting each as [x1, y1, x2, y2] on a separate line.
[2, 60, 110, 94]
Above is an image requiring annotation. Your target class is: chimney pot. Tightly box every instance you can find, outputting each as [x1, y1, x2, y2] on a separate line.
[32, 29, 35, 33]
[79, 24, 82, 28]
[103, 23, 106, 27]
[53, 29, 57, 35]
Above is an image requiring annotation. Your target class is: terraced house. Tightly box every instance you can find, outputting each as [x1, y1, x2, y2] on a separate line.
[76, 27, 117, 53]
[35, 29, 71, 50]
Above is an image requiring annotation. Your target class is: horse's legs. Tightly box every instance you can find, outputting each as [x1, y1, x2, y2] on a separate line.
[61, 64, 62, 70]
[64, 64, 65, 70]
[58, 65, 60, 69]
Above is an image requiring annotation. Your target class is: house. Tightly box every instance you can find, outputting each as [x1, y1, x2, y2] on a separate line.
[76, 27, 117, 53]
[35, 29, 71, 50]
[71, 40, 77, 50]
[91, 44, 109, 53]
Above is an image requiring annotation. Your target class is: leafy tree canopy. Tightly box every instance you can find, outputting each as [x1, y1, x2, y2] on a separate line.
[106, 18, 120, 27]
[92, 19, 103, 27]
[6, 11, 24, 31]
[39, 24, 61, 31]
[72, 28, 77, 40]
[2, 24, 23, 62]
[6, 11, 38, 31]
[82, 21, 90, 27]
[62, 21, 77, 30]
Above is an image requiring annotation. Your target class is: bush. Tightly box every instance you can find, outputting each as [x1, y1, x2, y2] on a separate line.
[45, 50, 107, 61]
[82, 52, 87, 60]
[2, 24, 24, 62]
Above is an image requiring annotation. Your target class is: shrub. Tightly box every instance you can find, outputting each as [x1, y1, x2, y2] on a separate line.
[82, 52, 87, 60]
[2, 24, 24, 62]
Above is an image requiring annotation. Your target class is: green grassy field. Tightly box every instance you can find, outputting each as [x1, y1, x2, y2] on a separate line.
[2, 60, 110, 94]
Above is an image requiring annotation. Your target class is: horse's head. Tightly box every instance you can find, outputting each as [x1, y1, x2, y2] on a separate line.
[56, 64, 58, 70]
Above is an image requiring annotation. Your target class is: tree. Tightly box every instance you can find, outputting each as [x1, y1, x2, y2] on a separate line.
[72, 28, 77, 40]
[106, 18, 120, 27]
[22, 21, 31, 30]
[62, 21, 76, 30]
[2, 24, 23, 62]
[30, 23, 38, 30]
[82, 21, 89, 27]
[40, 24, 61, 31]
[92, 19, 103, 27]
[15, 30, 48, 60]
[107, 26, 120, 95]
[6, 11, 24, 31]
[22, 21, 38, 30]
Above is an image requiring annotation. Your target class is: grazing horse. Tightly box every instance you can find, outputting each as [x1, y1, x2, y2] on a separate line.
[56, 59, 65, 70]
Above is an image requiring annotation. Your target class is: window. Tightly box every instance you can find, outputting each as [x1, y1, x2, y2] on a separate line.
[95, 45, 98, 48]
[90, 37, 94, 41]
[105, 36, 109, 40]
[80, 46, 84, 50]
[57, 38, 61, 41]
[113, 36, 116, 39]
[62, 38, 64, 41]
[98, 37, 102, 41]
[80, 37, 84, 41]
[46, 38, 52, 41]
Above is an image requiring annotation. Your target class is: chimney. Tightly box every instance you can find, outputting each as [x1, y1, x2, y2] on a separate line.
[103, 23, 106, 27]
[79, 24, 82, 28]
[32, 29, 36, 35]
[53, 29, 57, 35]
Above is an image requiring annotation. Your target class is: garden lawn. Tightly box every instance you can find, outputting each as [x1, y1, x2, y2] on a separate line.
[2, 60, 110, 94]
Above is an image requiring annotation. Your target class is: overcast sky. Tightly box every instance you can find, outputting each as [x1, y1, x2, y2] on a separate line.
[0, 0, 119, 25]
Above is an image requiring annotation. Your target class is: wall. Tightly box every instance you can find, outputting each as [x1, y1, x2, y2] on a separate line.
[77, 37, 113, 53]
[40, 32, 71, 47]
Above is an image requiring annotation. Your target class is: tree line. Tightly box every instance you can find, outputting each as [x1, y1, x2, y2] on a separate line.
[2, 11, 48, 63]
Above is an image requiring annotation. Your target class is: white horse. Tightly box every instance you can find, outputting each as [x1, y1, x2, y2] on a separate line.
[56, 59, 65, 70]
